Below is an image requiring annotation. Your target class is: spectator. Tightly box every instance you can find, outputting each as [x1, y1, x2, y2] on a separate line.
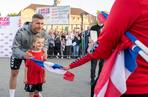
[47, 30, 55, 58]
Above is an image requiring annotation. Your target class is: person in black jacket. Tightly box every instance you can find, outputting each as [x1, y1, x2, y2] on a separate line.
[89, 11, 108, 97]
[89, 24, 104, 85]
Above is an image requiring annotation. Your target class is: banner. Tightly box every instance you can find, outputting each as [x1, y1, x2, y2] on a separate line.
[0, 16, 20, 57]
[36, 6, 70, 24]
[0, 17, 10, 26]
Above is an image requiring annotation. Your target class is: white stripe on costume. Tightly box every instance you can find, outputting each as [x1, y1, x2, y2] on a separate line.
[110, 51, 126, 94]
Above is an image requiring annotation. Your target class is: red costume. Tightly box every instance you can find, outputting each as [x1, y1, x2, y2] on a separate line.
[69, 0, 148, 94]
[25, 50, 45, 84]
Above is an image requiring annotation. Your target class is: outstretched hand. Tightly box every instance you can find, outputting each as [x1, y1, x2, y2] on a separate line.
[63, 65, 70, 70]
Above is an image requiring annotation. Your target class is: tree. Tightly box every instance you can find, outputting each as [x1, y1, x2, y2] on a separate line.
[7, 13, 18, 16]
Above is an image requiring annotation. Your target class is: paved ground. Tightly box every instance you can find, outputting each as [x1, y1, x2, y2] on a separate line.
[0, 58, 91, 97]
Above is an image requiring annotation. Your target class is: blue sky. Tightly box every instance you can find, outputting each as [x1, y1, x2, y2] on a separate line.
[0, 0, 115, 16]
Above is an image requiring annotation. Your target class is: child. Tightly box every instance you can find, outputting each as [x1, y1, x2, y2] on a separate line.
[24, 35, 46, 97]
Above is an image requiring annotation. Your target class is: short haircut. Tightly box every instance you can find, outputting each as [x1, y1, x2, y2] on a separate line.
[32, 34, 45, 49]
[32, 14, 44, 20]
[32, 34, 45, 43]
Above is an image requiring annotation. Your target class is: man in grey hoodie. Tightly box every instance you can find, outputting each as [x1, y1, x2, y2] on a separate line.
[9, 14, 48, 97]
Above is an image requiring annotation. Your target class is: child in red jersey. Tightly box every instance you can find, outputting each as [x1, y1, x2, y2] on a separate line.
[24, 35, 46, 97]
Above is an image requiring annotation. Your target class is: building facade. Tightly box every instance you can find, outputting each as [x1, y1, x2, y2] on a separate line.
[20, 4, 96, 32]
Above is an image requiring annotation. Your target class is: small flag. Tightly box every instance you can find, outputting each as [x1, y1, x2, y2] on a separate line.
[31, 58, 75, 81]
[125, 32, 148, 62]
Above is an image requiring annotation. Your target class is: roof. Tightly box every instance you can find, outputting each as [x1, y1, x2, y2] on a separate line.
[70, 8, 89, 15]
[24, 4, 51, 10]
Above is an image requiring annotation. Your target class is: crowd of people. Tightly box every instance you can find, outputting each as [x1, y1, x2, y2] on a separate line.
[47, 28, 89, 59]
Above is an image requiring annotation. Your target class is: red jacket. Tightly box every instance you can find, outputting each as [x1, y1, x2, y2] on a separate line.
[69, 0, 148, 94]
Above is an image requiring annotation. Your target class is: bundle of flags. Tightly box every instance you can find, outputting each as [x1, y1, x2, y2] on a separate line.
[94, 32, 148, 97]
[31, 58, 75, 81]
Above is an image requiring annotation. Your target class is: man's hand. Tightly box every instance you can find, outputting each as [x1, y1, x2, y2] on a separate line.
[24, 51, 33, 59]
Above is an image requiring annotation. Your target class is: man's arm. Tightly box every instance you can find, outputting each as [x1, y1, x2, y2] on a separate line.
[12, 30, 26, 58]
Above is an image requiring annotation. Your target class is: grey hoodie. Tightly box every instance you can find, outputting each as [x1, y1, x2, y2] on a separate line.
[11, 22, 48, 59]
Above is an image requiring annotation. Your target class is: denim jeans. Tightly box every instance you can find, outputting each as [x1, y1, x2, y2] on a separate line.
[73, 45, 79, 58]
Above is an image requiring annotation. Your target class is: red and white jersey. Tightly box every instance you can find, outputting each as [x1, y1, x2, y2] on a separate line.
[25, 50, 45, 84]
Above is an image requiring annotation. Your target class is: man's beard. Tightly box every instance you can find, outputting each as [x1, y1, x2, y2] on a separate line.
[32, 29, 41, 34]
